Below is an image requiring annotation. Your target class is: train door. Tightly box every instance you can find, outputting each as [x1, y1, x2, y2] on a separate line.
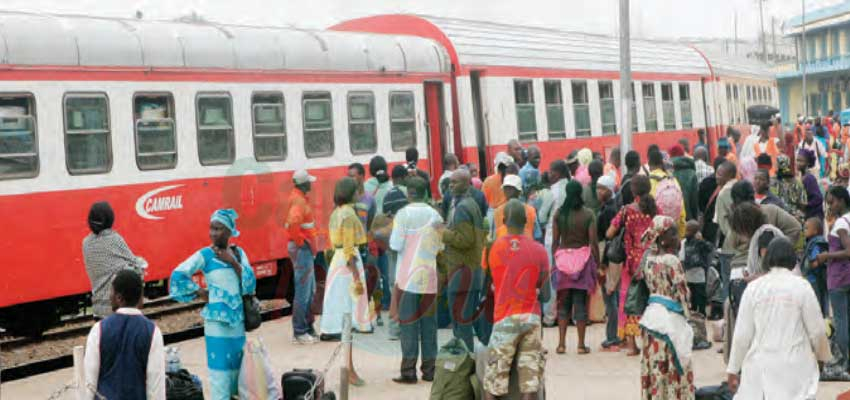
[470, 71, 488, 176]
[424, 81, 446, 196]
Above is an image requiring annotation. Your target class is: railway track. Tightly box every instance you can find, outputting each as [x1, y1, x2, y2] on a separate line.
[1, 303, 291, 382]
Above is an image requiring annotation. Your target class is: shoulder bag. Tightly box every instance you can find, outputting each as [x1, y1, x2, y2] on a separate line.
[605, 207, 628, 264]
[233, 245, 262, 331]
[623, 248, 650, 316]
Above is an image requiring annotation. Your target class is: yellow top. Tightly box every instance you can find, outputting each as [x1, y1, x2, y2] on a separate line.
[329, 204, 367, 260]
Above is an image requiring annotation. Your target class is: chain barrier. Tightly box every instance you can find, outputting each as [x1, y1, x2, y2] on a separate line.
[46, 380, 106, 400]
[303, 341, 345, 400]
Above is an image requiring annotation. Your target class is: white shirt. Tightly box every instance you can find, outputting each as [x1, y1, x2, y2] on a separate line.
[84, 307, 166, 400]
[739, 131, 759, 160]
[389, 203, 444, 294]
[543, 178, 568, 247]
[727, 269, 831, 400]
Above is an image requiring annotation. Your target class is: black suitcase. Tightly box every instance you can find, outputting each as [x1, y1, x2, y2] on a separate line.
[281, 369, 328, 400]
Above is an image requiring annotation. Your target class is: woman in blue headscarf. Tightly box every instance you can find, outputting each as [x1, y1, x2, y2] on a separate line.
[170, 209, 256, 400]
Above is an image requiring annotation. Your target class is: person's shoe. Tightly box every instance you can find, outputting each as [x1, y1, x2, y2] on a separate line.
[392, 375, 418, 385]
[377, 315, 385, 327]
[388, 335, 400, 341]
[693, 340, 712, 350]
[319, 333, 341, 342]
[292, 334, 317, 345]
[421, 375, 434, 382]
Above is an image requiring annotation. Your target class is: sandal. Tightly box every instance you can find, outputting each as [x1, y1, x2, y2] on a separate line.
[625, 349, 640, 357]
[577, 346, 591, 355]
[349, 375, 366, 387]
[556, 345, 566, 354]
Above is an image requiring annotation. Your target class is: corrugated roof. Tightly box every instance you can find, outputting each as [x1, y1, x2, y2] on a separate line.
[0, 12, 451, 73]
[418, 15, 711, 76]
[786, 1, 850, 28]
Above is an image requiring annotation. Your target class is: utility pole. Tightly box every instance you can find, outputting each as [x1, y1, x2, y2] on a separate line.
[758, 0, 768, 61]
[619, 0, 632, 162]
[734, 10, 739, 56]
[772, 16, 777, 62]
[802, 0, 808, 117]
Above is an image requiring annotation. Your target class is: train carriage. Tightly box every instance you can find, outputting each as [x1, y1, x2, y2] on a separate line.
[0, 12, 452, 335]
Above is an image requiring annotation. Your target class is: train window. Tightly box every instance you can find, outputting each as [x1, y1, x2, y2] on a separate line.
[544, 81, 565, 140]
[389, 92, 416, 151]
[0, 94, 37, 179]
[661, 83, 675, 131]
[598, 81, 616, 136]
[347, 92, 377, 154]
[196, 93, 235, 165]
[679, 84, 693, 129]
[133, 93, 176, 170]
[64, 93, 111, 174]
[572, 81, 591, 137]
[252, 92, 286, 161]
[514, 80, 537, 141]
[642, 83, 657, 131]
[303, 92, 334, 158]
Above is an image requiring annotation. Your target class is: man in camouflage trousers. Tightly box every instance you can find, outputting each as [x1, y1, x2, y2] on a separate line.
[483, 200, 549, 399]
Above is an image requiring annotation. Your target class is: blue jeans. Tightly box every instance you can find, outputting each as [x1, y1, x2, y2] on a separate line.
[829, 284, 850, 363]
[603, 288, 619, 344]
[717, 252, 732, 303]
[447, 290, 492, 350]
[289, 242, 316, 336]
[398, 290, 437, 378]
[378, 253, 391, 310]
[386, 250, 400, 338]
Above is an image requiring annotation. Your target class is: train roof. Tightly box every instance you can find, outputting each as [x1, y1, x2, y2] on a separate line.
[703, 53, 777, 82]
[0, 11, 451, 74]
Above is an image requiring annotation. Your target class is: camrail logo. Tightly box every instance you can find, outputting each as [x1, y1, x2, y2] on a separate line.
[135, 184, 185, 220]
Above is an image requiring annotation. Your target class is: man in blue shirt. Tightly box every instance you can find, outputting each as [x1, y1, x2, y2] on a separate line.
[519, 145, 541, 198]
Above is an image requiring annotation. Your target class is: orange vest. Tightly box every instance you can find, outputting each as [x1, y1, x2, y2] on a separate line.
[753, 138, 779, 174]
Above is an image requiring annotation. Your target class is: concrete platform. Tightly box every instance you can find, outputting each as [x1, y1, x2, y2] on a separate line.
[3, 314, 849, 399]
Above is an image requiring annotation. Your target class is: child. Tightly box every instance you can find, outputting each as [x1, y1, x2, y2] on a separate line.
[803, 217, 830, 316]
[680, 220, 714, 350]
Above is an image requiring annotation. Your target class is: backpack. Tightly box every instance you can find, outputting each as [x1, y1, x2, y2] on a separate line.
[651, 174, 683, 222]
[429, 338, 475, 400]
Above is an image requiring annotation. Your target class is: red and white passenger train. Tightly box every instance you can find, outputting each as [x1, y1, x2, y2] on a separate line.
[0, 12, 777, 335]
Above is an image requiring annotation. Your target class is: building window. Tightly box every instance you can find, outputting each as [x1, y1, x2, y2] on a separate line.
[746, 86, 752, 102]
[810, 93, 820, 116]
[64, 93, 111, 174]
[679, 84, 693, 129]
[820, 34, 828, 60]
[642, 83, 657, 131]
[251, 92, 286, 161]
[544, 81, 566, 140]
[832, 29, 840, 58]
[834, 91, 843, 112]
[134, 93, 176, 170]
[302, 92, 334, 158]
[514, 80, 537, 141]
[0, 94, 37, 179]
[661, 83, 675, 130]
[572, 81, 591, 137]
[733, 85, 740, 123]
[599, 81, 616, 135]
[389, 92, 416, 151]
[196, 93, 234, 166]
[808, 36, 816, 61]
[347, 92, 377, 154]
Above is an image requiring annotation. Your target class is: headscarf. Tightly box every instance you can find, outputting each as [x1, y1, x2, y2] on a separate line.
[597, 174, 616, 192]
[798, 148, 816, 169]
[746, 224, 785, 277]
[739, 156, 757, 183]
[641, 215, 676, 248]
[776, 154, 793, 178]
[668, 144, 685, 158]
[577, 148, 593, 166]
[88, 201, 115, 235]
[717, 136, 730, 149]
[211, 208, 240, 237]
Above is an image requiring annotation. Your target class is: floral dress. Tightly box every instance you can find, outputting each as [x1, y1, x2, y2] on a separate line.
[770, 177, 806, 223]
[609, 204, 653, 338]
[640, 252, 694, 400]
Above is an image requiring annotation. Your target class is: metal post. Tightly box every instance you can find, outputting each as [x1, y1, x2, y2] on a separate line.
[619, 0, 632, 165]
[339, 313, 352, 400]
[802, 0, 808, 117]
[73, 345, 86, 400]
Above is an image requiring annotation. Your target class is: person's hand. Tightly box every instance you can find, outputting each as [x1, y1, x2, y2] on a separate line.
[726, 373, 739, 393]
[198, 288, 209, 302]
[213, 246, 238, 266]
[816, 253, 828, 265]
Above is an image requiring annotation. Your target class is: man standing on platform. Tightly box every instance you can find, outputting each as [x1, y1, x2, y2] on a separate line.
[286, 169, 319, 344]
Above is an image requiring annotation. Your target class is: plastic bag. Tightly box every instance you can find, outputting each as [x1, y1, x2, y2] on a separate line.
[238, 337, 282, 400]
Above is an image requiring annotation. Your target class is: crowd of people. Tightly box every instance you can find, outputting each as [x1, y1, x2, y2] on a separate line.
[79, 112, 850, 398]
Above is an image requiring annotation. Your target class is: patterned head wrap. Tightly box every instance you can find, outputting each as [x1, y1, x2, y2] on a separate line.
[668, 144, 685, 158]
[577, 148, 593, 166]
[641, 215, 677, 247]
[776, 154, 793, 177]
[211, 208, 240, 237]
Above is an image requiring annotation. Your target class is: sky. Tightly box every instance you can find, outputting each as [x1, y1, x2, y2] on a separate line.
[0, 0, 844, 40]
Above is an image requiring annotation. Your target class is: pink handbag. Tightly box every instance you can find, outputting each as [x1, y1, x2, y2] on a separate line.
[554, 246, 591, 278]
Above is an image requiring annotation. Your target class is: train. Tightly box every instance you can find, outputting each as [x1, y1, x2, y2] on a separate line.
[0, 12, 777, 336]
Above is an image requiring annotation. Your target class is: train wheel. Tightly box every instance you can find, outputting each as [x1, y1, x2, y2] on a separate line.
[2, 303, 59, 337]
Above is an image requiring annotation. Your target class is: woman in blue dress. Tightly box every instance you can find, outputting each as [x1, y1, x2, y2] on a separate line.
[170, 209, 256, 400]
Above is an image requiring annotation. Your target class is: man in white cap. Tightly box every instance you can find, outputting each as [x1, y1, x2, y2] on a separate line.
[490, 174, 539, 240]
[286, 169, 319, 344]
[594, 174, 622, 350]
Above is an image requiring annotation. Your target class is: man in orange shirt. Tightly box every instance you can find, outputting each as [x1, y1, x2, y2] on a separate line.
[286, 169, 319, 344]
[490, 175, 539, 240]
[482, 152, 515, 210]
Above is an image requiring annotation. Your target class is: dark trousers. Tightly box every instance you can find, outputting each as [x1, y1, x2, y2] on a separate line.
[809, 271, 830, 316]
[603, 287, 619, 343]
[687, 282, 707, 316]
[398, 290, 437, 379]
[830, 285, 850, 366]
[447, 290, 491, 350]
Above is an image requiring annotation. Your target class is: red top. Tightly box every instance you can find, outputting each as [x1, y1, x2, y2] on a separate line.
[486, 234, 548, 323]
[285, 189, 316, 247]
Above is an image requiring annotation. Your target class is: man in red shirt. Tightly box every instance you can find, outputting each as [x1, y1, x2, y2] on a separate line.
[286, 169, 319, 344]
[483, 200, 549, 400]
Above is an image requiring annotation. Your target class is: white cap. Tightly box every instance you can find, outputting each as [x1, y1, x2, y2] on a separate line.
[502, 174, 523, 191]
[293, 169, 317, 185]
[597, 174, 616, 192]
[494, 152, 514, 168]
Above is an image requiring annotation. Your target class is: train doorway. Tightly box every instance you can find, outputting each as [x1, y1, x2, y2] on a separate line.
[424, 81, 447, 196]
[470, 70, 488, 177]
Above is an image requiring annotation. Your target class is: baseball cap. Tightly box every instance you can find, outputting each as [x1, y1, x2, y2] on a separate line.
[597, 175, 616, 192]
[494, 152, 514, 168]
[293, 169, 317, 185]
[501, 174, 523, 191]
